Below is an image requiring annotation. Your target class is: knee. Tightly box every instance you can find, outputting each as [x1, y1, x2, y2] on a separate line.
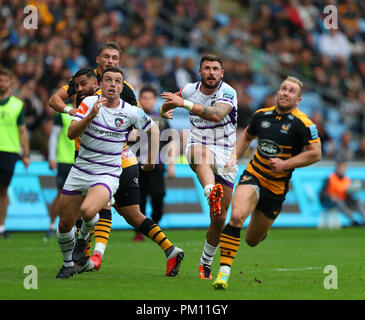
[245, 236, 259, 247]
[58, 218, 73, 233]
[229, 209, 245, 228]
[79, 205, 96, 221]
[211, 214, 226, 228]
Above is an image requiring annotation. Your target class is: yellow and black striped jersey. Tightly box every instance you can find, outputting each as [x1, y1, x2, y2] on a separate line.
[245, 105, 321, 196]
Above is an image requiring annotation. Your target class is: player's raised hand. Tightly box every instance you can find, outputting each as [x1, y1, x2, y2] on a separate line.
[161, 92, 184, 108]
[162, 109, 174, 119]
[90, 97, 107, 118]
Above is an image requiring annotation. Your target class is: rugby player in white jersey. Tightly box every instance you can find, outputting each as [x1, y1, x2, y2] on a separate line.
[56, 67, 159, 279]
[160, 54, 238, 279]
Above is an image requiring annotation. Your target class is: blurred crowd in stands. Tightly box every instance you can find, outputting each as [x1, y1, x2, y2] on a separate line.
[1, 0, 365, 161]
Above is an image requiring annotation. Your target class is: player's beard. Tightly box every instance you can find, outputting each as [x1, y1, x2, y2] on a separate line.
[76, 87, 96, 105]
[0, 87, 9, 96]
[201, 75, 221, 89]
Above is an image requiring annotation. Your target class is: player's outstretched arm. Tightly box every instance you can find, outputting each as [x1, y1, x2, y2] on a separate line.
[49, 87, 77, 115]
[161, 91, 231, 122]
[269, 142, 321, 172]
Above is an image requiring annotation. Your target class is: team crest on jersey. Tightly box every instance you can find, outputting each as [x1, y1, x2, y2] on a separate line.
[280, 123, 291, 134]
[240, 175, 252, 182]
[115, 118, 124, 127]
[260, 121, 271, 129]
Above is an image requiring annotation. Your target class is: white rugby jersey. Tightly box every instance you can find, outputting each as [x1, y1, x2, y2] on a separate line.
[179, 81, 238, 149]
[72, 95, 152, 179]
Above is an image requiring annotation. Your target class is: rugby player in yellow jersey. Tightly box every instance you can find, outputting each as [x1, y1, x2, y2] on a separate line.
[212, 76, 321, 290]
[49, 52, 183, 277]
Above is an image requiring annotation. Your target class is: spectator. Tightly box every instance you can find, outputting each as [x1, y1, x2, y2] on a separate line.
[318, 29, 352, 62]
[319, 160, 365, 227]
[335, 131, 355, 162]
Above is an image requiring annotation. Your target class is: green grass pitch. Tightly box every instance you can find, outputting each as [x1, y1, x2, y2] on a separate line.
[0, 227, 364, 300]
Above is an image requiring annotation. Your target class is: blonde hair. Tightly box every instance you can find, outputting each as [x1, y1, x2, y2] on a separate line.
[283, 76, 303, 96]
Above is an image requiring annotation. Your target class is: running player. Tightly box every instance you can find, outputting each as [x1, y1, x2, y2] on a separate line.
[56, 67, 184, 277]
[56, 67, 159, 279]
[212, 76, 321, 290]
[160, 54, 238, 279]
[49, 42, 139, 267]
[0, 67, 30, 239]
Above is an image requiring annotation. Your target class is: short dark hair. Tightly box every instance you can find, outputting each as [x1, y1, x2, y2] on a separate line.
[73, 67, 96, 80]
[200, 53, 223, 68]
[100, 67, 125, 81]
[0, 66, 13, 79]
[139, 85, 157, 97]
[98, 41, 122, 57]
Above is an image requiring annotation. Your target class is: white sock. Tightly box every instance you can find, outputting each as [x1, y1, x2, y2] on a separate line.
[219, 265, 231, 276]
[78, 213, 99, 240]
[0, 225, 5, 233]
[94, 242, 106, 257]
[57, 226, 75, 267]
[200, 240, 218, 266]
[203, 184, 214, 199]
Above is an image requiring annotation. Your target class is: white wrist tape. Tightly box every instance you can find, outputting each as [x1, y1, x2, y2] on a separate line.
[183, 100, 194, 111]
[64, 106, 73, 114]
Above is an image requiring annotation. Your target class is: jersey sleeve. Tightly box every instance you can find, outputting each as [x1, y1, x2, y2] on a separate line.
[296, 119, 321, 146]
[72, 96, 94, 121]
[216, 86, 237, 109]
[246, 111, 260, 136]
[17, 105, 25, 126]
[129, 106, 153, 132]
[179, 83, 196, 99]
[121, 81, 139, 106]
[62, 77, 76, 97]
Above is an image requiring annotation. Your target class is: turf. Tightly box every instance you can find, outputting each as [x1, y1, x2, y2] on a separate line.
[0, 227, 364, 300]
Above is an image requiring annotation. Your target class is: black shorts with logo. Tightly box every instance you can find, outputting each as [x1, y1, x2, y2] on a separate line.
[114, 164, 140, 208]
[238, 170, 285, 220]
[0, 151, 19, 186]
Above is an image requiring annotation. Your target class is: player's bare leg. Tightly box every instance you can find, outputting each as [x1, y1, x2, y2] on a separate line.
[213, 184, 258, 289]
[187, 145, 227, 279]
[72, 185, 109, 264]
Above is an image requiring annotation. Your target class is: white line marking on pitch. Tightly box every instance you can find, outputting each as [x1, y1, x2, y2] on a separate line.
[275, 267, 322, 272]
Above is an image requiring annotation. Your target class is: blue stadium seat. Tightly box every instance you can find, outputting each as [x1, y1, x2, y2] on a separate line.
[325, 122, 346, 142]
[300, 91, 322, 115]
[246, 84, 272, 109]
[325, 108, 341, 124]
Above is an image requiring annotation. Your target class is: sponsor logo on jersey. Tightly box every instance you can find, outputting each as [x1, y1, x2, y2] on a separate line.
[258, 139, 282, 157]
[260, 121, 271, 129]
[223, 88, 235, 100]
[77, 102, 89, 115]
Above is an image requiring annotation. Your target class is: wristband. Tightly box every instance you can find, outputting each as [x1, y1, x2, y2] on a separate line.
[183, 100, 194, 111]
[64, 106, 73, 114]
